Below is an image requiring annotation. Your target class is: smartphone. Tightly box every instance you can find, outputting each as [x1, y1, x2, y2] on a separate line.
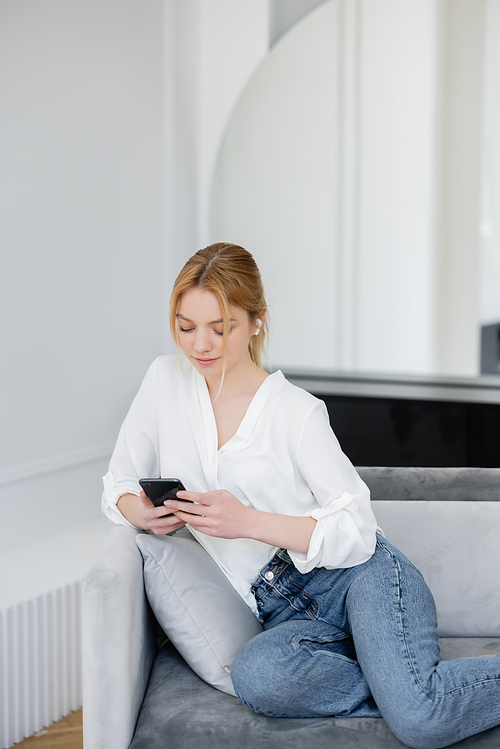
[139, 478, 188, 511]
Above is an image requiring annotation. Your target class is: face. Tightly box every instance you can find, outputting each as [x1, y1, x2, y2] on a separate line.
[176, 287, 256, 380]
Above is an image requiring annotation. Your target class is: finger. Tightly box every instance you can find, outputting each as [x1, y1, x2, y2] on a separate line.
[180, 514, 215, 535]
[166, 499, 207, 515]
[144, 505, 177, 523]
[174, 509, 212, 528]
[144, 500, 173, 515]
[149, 512, 184, 531]
[176, 490, 205, 503]
[168, 520, 188, 533]
[140, 491, 154, 506]
[152, 519, 187, 535]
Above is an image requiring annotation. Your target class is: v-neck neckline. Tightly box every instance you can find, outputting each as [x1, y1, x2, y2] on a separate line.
[196, 369, 284, 454]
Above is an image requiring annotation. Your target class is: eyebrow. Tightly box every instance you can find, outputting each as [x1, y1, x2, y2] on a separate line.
[176, 313, 236, 325]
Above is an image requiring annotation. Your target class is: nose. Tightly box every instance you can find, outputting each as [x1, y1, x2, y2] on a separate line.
[193, 329, 212, 353]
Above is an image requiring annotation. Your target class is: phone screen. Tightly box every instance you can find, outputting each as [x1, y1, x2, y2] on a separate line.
[139, 478, 186, 508]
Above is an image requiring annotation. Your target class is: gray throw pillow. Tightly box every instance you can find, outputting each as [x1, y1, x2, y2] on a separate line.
[136, 528, 263, 695]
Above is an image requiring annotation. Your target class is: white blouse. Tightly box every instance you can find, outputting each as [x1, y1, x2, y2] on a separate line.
[102, 355, 378, 613]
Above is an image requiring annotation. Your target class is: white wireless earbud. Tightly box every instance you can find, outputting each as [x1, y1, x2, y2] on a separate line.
[254, 319, 262, 335]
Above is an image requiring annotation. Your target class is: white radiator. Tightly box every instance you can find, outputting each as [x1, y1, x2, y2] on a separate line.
[0, 580, 83, 749]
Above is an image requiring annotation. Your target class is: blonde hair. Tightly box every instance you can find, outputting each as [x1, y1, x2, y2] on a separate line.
[169, 242, 268, 368]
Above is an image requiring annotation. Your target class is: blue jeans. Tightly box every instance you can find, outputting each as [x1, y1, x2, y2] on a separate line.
[231, 534, 500, 749]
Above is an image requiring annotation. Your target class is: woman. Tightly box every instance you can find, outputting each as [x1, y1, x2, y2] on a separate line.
[102, 243, 500, 749]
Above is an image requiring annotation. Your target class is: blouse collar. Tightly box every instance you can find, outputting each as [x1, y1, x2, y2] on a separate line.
[196, 369, 285, 456]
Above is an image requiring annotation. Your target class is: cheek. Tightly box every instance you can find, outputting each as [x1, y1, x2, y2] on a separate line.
[176, 333, 190, 351]
[228, 333, 251, 357]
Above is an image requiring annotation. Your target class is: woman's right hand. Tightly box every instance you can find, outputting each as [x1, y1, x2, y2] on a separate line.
[139, 490, 187, 534]
[117, 491, 187, 534]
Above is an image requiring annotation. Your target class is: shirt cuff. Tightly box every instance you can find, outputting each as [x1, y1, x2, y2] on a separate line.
[288, 491, 361, 573]
[102, 471, 141, 529]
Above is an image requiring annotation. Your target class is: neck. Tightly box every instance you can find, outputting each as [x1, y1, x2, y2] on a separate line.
[204, 358, 265, 401]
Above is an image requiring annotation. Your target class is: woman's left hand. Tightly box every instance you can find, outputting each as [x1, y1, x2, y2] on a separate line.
[165, 489, 253, 539]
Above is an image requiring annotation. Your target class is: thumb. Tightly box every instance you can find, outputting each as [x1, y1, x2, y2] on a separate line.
[139, 490, 152, 504]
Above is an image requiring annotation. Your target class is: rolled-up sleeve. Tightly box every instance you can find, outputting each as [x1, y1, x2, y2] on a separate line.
[101, 359, 160, 527]
[288, 400, 377, 573]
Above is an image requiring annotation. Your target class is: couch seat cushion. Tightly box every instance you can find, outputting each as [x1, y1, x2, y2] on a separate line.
[129, 638, 500, 749]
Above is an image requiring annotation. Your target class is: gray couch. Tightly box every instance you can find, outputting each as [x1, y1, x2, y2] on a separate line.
[82, 467, 500, 749]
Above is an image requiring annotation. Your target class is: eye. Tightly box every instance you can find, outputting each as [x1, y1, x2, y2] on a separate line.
[178, 326, 193, 333]
[213, 327, 233, 337]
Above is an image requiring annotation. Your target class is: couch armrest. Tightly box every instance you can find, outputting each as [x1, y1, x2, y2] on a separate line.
[82, 525, 158, 749]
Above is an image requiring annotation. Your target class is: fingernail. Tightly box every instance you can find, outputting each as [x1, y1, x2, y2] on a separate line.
[164, 500, 172, 507]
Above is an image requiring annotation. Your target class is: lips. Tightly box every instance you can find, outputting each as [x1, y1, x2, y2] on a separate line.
[194, 357, 219, 366]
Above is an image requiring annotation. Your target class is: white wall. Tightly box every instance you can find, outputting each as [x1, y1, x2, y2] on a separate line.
[480, 0, 500, 326]
[434, 0, 485, 376]
[212, 0, 488, 377]
[165, 0, 270, 276]
[0, 0, 167, 553]
[269, 0, 327, 46]
[199, 1, 270, 247]
[356, 0, 438, 374]
[213, 0, 441, 374]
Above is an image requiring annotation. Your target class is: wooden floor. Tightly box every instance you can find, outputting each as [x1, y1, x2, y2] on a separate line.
[14, 710, 83, 749]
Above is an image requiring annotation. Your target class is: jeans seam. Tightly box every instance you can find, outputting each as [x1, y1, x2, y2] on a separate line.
[282, 573, 303, 595]
[254, 576, 319, 620]
[260, 582, 300, 610]
[377, 539, 431, 700]
[261, 583, 318, 616]
[443, 676, 500, 697]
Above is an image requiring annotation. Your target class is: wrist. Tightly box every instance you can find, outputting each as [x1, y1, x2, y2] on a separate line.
[117, 493, 147, 530]
[244, 507, 277, 545]
[243, 507, 270, 541]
